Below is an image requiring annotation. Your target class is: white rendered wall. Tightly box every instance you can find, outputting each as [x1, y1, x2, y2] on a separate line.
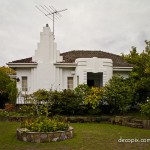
[62, 68, 75, 90]
[75, 57, 113, 87]
[16, 68, 32, 94]
[31, 25, 62, 91]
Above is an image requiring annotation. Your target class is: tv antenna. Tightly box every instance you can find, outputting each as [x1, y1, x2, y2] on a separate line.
[35, 5, 67, 39]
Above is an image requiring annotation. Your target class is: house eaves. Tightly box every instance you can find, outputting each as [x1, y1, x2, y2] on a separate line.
[113, 67, 133, 71]
[7, 63, 37, 68]
[54, 63, 77, 68]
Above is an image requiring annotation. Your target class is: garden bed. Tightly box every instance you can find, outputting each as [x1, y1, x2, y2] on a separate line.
[16, 126, 74, 143]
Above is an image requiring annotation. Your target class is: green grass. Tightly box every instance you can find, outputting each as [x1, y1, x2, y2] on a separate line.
[0, 121, 150, 150]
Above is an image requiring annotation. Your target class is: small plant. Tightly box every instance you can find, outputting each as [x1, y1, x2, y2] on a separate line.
[21, 116, 69, 132]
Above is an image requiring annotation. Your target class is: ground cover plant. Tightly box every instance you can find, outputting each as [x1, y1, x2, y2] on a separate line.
[0, 121, 150, 150]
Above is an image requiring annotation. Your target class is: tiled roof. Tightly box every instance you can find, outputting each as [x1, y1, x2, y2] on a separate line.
[8, 50, 133, 67]
[8, 57, 35, 63]
[60, 50, 133, 67]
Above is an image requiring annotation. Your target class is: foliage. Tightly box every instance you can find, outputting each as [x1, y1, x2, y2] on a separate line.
[0, 70, 11, 94]
[50, 89, 80, 116]
[0, 110, 26, 117]
[84, 87, 104, 109]
[24, 85, 104, 116]
[140, 98, 150, 119]
[19, 105, 36, 116]
[0, 70, 17, 106]
[27, 89, 49, 102]
[74, 84, 90, 103]
[104, 75, 134, 114]
[122, 41, 150, 102]
[0, 66, 16, 75]
[21, 117, 69, 132]
[25, 89, 50, 117]
[6, 81, 18, 104]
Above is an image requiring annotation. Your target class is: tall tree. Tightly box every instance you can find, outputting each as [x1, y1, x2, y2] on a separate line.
[123, 40, 150, 102]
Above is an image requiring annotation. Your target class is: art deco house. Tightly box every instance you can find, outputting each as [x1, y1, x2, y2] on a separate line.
[7, 24, 133, 103]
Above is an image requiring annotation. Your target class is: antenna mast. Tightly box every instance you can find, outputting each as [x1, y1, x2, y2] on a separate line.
[35, 5, 67, 39]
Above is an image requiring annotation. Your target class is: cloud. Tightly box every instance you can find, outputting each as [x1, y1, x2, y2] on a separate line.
[0, 0, 150, 66]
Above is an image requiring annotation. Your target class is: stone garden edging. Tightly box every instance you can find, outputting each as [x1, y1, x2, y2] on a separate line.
[111, 116, 150, 129]
[16, 126, 74, 143]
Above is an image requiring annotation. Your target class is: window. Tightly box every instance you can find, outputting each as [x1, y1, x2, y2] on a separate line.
[67, 77, 73, 90]
[22, 76, 28, 91]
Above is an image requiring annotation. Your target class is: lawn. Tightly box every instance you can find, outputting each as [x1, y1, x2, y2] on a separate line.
[0, 121, 150, 150]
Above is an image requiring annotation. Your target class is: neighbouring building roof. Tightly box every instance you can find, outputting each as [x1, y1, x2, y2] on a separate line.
[8, 50, 133, 67]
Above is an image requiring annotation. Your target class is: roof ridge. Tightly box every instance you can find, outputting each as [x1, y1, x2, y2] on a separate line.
[60, 50, 121, 57]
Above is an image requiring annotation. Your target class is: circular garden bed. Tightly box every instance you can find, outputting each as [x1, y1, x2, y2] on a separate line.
[17, 126, 74, 143]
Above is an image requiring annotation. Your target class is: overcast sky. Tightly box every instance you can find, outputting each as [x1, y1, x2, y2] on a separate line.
[0, 0, 150, 66]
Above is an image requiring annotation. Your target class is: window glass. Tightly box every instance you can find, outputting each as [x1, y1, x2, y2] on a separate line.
[67, 77, 73, 90]
[22, 76, 28, 91]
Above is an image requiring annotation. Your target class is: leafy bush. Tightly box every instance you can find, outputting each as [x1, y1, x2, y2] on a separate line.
[140, 99, 150, 119]
[0, 110, 26, 117]
[25, 89, 50, 117]
[19, 105, 36, 116]
[21, 117, 69, 132]
[74, 84, 90, 103]
[104, 75, 134, 114]
[84, 87, 104, 109]
[50, 89, 80, 116]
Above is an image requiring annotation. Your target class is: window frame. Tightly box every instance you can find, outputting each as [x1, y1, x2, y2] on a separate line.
[67, 76, 73, 90]
[22, 76, 28, 92]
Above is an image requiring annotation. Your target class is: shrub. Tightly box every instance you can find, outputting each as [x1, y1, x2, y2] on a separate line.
[50, 89, 80, 116]
[140, 99, 150, 119]
[19, 105, 36, 116]
[104, 75, 134, 114]
[25, 89, 50, 117]
[84, 87, 104, 109]
[21, 117, 69, 132]
[74, 84, 90, 103]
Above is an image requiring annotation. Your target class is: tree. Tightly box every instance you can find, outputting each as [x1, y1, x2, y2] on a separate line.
[0, 66, 16, 75]
[0, 70, 11, 94]
[0, 69, 18, 107]
[104, 75, 134, 114]
[122, 40, 150, 102]
[0, 70, 11, 108]
[6, 80, 18, 104]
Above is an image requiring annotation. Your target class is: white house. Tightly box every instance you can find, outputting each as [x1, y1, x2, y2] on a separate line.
[7, 24, 133, 103]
